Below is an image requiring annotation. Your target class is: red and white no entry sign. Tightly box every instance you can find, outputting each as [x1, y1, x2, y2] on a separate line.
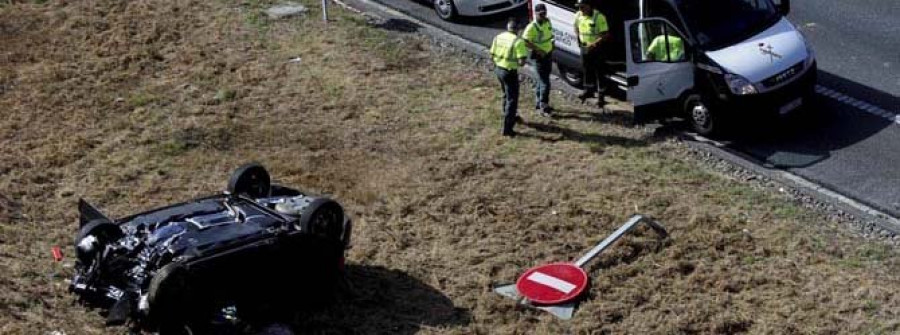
[515, 262, 588, 305]
[496, 215, 668, 319]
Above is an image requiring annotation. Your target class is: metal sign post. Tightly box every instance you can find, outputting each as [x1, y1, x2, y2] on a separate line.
[494, 214, 668, 320]
[322, 0, 328, 22]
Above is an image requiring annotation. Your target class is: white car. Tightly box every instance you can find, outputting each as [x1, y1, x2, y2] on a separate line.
[432, 0, 528, 21]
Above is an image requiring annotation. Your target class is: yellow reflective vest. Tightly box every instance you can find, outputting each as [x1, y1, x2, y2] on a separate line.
[574, 10, 608, 46]
[523, 20, 554, 54]
[646, 34, 685, 61]
[490, 31, 529, 70]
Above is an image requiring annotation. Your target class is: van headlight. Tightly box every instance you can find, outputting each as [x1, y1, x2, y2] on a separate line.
[725, 73, 758, 95]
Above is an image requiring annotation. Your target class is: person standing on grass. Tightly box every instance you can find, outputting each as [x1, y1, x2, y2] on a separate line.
[573, 0, 609, 107]
[490, 18, 529, 137]
[522, 4, 555, 118]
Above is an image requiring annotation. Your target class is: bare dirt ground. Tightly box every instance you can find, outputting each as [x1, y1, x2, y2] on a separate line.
[2, 0, 900, 334]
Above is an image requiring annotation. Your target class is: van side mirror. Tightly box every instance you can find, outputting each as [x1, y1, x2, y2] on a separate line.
[773, 0, 790, 15]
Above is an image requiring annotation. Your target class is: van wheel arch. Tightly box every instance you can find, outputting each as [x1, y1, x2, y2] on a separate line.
[556, 62, 584, 89]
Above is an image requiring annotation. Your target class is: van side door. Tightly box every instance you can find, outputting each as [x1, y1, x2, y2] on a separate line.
[625, 18, 693, 123]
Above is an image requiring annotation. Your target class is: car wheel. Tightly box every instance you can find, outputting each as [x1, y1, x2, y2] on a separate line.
[556, 62, 583, 89]
[227, 163, 271, 198]
[433, 0, 457, 21]
[684, 94, 717, 136]
[298, 198, 345, 243]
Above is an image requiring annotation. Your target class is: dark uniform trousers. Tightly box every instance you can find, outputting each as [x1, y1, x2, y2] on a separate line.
[495, 67, 519, 135]
[532, 52, 553, 111]
[581, 45, 608, 98]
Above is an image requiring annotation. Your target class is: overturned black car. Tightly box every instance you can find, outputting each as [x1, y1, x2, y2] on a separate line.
[70, 163, 352, 332]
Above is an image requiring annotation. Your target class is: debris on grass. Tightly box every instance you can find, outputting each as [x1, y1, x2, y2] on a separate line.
[265, 3, 308, 19]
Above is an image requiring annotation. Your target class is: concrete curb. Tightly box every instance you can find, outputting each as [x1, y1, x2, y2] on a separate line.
[329, 0, 900, 234]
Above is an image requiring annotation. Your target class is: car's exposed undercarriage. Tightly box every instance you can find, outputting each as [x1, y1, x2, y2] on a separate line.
[70, 164, 351, 333]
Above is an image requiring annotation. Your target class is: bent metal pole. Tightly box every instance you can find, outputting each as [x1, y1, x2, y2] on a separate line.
[573, 214, 668, 268]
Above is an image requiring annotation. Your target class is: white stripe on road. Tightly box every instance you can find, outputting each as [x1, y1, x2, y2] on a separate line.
[526, 272, 577, 294]
[816, 85, 899, 125]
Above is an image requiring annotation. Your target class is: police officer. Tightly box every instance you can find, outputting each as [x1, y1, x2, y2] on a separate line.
[490, 18, 529, 137]
[646, 33, 684, 62]
[522, 4, 554, 117]
[573, 0, 609, 107]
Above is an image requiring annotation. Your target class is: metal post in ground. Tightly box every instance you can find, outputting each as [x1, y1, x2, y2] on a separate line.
[322, 0, 328, 22]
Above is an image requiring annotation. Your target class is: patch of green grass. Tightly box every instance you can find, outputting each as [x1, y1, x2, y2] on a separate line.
[773, 203, 803, 218]
[836, 243, 893, 269]
[498, 139, 521, 158]
[864, 299, 880, 314]
[127, 92, 158, 108]
[152, 125, 236, 157]
[861, 321, 898, 335]
[214, 88, 237, 103]
[742, 255, 761, 265]
[857, 243, 891, 262]
[155, 139, 194, 157]
[837, 258, 864, 269]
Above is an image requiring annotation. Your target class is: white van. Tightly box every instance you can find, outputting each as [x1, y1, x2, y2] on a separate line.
[531, 0, 817, 135]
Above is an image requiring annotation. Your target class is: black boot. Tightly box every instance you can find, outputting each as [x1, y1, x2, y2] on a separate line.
[577, 91, 593, 103]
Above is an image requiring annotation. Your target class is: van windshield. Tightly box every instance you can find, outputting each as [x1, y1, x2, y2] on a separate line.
[677, 0, 779, 50]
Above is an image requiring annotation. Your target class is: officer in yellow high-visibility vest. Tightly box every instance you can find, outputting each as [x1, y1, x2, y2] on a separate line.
[522, 4, 555, 117]
[573, 0, 609, 107]
[646, 34, 685, 62]
[490, 18, 529, 137]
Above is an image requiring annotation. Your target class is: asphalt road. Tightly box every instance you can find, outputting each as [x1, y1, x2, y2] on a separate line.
[360, 0, 900, 218]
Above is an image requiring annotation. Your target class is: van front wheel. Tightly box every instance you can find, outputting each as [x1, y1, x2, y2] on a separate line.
[684, 94, 717, 136]
[556, 63, 583, 89]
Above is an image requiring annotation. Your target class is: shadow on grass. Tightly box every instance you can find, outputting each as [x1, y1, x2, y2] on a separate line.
[373, 18, 422, 33]
[517, 108, 670, 151]
[291, 265, 471, 334]
[548, 108, 633, 126]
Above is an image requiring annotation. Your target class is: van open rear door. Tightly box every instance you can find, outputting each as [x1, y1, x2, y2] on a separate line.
[624, 18, 693, 124]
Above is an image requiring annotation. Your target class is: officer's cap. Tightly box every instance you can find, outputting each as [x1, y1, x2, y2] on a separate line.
[535, 4, 547, 13]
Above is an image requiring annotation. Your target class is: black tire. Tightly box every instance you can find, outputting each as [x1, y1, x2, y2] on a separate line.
[684, 94, 718, 136]
[227, 163, 271, 198]
[557, 62, 584, 89]
[298, 198, 345, 243]
[433, 0, 458, 21]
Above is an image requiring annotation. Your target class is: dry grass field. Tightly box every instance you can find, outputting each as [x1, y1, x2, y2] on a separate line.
[2, 0, 900, 334]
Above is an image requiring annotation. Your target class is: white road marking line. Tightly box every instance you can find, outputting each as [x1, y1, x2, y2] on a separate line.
[526, 272, 577, 294]
[816, 85, 898, 125]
